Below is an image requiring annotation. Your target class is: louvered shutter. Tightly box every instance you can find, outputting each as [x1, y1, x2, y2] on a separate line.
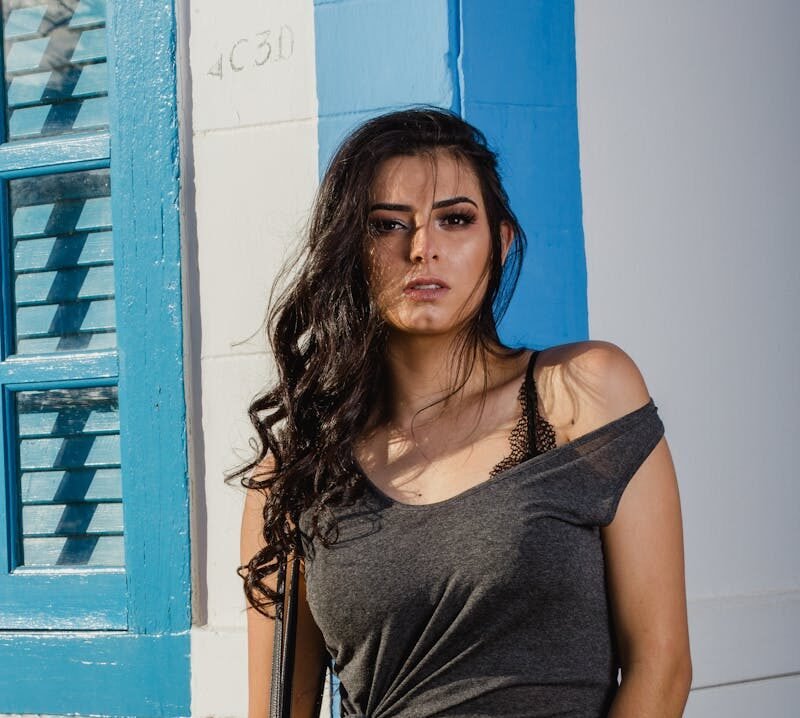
[0, 0, 189, 712]
[0, 0, 125, 630]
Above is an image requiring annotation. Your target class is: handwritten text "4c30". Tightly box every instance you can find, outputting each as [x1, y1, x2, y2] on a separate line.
[208, 26, 294, 80]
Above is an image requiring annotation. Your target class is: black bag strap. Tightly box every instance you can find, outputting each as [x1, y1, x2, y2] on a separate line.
[270, 547, 301, 718]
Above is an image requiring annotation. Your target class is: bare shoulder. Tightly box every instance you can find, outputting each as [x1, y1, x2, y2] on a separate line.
[240, 454, 275, 562]
[533, 340, 652, 441]
[242, 454, 275, 507]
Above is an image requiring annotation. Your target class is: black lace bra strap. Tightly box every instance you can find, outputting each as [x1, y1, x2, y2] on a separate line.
[524, 349, 557, 457]
[524, 350, 540, 455]
[488, 349, 558, 479]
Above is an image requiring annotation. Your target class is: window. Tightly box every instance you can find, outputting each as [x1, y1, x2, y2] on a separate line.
[0, 1, 189, 714]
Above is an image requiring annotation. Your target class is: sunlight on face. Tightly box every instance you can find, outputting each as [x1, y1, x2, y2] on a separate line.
[367, 151, 509, 340]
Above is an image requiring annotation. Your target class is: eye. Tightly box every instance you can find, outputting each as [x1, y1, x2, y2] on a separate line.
[369, 217, 408, 234]
[440, 211, 477, 227]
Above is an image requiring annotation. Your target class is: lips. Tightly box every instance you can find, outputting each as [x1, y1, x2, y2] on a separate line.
[404, 276, 450, 291]
[403, 276, 450, 301]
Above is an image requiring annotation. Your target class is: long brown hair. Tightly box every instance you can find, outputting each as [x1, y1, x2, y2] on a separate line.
[232, 107, 527, 616]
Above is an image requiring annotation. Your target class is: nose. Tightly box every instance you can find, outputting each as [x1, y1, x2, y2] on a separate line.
[409, 222, 438, 263]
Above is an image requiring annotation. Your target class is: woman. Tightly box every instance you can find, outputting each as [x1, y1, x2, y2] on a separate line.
[238, 108, 691, 717]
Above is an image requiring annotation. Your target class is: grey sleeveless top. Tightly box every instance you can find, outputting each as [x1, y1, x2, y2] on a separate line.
[298, 350, 665, 717]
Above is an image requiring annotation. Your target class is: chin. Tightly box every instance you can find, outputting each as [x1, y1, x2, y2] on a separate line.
[382, 303, 480, 338]
[386, 315, 473, 338]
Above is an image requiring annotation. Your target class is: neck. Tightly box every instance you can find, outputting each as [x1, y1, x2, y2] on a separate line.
[384, 330, 499, 428]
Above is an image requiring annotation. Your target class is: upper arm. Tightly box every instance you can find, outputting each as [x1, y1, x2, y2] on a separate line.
[563, 341, 690, 672]
[240, 457, 329, 718]
[603, 433, 689, 672]
[240, 463, 277, 718]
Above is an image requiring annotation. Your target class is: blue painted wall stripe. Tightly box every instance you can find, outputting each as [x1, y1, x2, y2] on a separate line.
[314, 0, 456, 173]
[460, 0, 587, 346]
[314, 0, 588, 349]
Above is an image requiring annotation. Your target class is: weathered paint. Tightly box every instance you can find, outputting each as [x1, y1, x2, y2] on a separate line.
[0, 351, 118, 384]
[314, 0, 588, 349]
[0, 632, 190, 716]
[0, 0, 190, 714]
[0, 132, 110, 176]
[107, 0, 190, 639]
[0, 569, 128, 629]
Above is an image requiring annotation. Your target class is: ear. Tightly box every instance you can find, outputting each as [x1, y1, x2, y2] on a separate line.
[499, 221, 514, 265]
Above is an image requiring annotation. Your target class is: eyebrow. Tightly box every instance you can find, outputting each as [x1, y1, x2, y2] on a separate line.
[369, 196, 478, 213]
[433, 196, 478, 210]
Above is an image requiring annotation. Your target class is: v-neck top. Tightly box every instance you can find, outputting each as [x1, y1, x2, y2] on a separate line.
[298, 350, 665, 717]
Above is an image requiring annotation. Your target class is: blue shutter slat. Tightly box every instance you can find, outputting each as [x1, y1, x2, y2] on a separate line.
[12, 203, 57, 237]
[3, 7, 49, 38]
[20, 469, 123, 503]
[72, 97, 109, 131]
[8, 105, 51, 139]
[14, 265, 115, 304]
[70, 1, 108, 28]
[22, 502, 124, 536]
[75, 197, 112, 230]
[18, 404, 119, 436]
[15, 332, 116, 354]
[12, 197, 112, 239]
[7, 71, 52, 107]
[16, 297, 116, 336]
[10, 99, 110, 139]
[71, 29, 107, 64]
[6, 64, 110, 119]
[14, 232, 115, 271]
[4, 65, 110, 110]
[19, 434, 121, 469]
[72, 63, 109, 96]
[22, 535, 125, 567]
[4, 37, 49, 73]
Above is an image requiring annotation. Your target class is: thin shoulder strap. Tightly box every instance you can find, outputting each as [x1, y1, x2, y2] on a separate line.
[524, 350, 540, 455]
[525, 349, 559, 458]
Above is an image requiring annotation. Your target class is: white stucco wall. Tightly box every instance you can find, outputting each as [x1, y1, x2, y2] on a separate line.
[575, 1, 800, 714]
[181, 2, 319, 716]
[181, 1, 799, 715]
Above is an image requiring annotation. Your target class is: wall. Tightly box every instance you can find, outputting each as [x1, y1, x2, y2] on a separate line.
[185, 2, 587, 714]
[182, 1, 799, 716]
[575, 1, 800, 714]
[183, 2, 319, 716]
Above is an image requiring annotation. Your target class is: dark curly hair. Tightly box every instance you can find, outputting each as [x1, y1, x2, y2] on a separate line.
[232, 107, 527, 617]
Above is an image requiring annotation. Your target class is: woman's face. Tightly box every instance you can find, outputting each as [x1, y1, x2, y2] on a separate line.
[367, 151, 512, 339]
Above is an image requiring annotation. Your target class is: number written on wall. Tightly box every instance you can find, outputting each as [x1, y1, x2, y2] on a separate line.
[208, 25, 294, 80]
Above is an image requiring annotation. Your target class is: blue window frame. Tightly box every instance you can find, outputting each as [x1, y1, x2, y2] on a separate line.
[0, 1, 189, 715]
